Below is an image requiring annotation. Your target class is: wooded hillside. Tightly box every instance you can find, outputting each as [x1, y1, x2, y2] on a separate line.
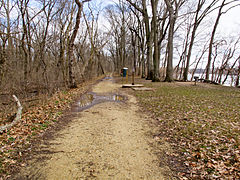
[1, 0, 240, 94]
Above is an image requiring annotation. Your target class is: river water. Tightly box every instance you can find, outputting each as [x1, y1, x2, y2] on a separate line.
[188, 73, 238, 87]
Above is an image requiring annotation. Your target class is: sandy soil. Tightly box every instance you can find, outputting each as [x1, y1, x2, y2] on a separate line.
[14, 78, 172, 179]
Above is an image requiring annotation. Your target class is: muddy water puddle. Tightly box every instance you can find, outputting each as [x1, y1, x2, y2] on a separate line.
[102, 76, 113, 80]
[71, 92, 125, 112]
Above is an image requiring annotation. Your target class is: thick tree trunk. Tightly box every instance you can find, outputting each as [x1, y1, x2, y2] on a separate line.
[56, 25, 66, 84]
[151, 0, 160, 82]
[164, 0, 176, 82]
[165, 20, 174, 82]
[142, 0, 153, 80]
[68, 0, 89, 88]
[19, 1, 29, 82]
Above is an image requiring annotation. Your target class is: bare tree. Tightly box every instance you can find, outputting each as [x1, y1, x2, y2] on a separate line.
[126, 0, 154, 80]
[68, 0, 91, 88]
[222, 55, 240, 85]
[216, 38, 239, 84]
[17, 0, 30, 81]
[151, 0, 160, 82]
[164, 0, 185, 82]
[206, 0, 240, 80]
[183, 0, 220, 81]
[128, 6, 146, 78]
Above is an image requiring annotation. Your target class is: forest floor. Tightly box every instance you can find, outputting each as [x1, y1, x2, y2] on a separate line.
[2, 76, 175, 179]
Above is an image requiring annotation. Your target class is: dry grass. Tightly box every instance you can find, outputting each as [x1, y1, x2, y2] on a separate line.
[131, 77, 240, 179]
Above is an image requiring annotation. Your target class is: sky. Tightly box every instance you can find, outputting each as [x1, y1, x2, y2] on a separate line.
[3, 0, 239, 62]
[95, 0, 240, 36]
[4, 0, 239, 36]
[218, 5, 240, 36]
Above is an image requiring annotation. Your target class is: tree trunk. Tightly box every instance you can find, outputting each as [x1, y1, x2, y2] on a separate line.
[142, 0, 153, 80]
[206, 0, 225, 80]
[164, 0, 176, 82]
[137, 38, 142, 76]
[6, 0, 12, 49]
[0, 42, 7, 86]
[68, 0, 89, 88]
[183, 24, 198, 81]
[235, 60, 240, 87]
[183, 2, 201, 81]
[19, 0, 29, 82]
[151, 0, 160, 82]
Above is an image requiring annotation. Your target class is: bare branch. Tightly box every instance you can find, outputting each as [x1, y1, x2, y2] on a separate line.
[0, 95, 23, 133]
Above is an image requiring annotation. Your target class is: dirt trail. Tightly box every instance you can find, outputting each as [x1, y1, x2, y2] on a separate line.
[16, 78, 169, 179]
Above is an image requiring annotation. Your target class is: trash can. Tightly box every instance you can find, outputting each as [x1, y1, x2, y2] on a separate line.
[123, 67, 128, 77]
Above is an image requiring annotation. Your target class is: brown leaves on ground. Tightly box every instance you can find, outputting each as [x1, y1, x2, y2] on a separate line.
[0, 78, 101, 177]
[135, 80, 240, 179]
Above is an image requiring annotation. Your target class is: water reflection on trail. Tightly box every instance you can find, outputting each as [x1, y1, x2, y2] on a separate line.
[72, 92, 125, 112]
[71, 76, 125, 112]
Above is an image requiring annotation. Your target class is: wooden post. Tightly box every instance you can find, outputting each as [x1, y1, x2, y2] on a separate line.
[132, 68, 135, 85]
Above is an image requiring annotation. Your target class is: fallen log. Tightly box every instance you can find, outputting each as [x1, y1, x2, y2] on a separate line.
[0, 95, 23, 133]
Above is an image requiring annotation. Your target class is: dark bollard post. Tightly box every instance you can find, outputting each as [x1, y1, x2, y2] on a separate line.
[194, 76, 199, 86]
[132, 68, 135, 85]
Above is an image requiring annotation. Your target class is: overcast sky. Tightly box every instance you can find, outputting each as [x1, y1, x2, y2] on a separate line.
[95, 0, 240, 36]
[218, 5, 240, 36]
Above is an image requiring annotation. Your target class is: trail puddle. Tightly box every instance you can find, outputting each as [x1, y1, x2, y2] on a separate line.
[71, 92, 125, 112]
